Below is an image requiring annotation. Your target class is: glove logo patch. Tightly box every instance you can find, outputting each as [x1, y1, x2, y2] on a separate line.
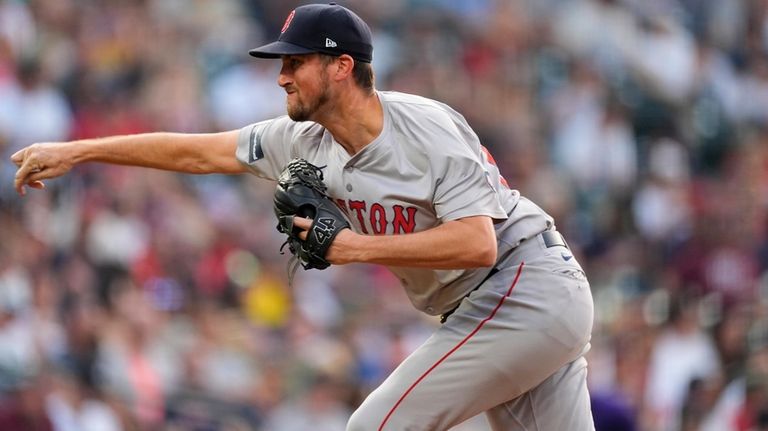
[313, 217, 336, 245]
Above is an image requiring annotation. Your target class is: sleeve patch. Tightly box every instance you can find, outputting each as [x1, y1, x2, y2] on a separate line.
[249, 127, 265, 163]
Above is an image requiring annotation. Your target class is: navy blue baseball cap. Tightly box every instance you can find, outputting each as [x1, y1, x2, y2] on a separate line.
[249, 3, 373, 63]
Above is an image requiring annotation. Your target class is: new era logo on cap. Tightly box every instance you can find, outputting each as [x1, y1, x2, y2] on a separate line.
[325, 38, 337, 48]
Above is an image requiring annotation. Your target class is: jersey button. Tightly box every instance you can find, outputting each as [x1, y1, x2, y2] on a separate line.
[346, 184, 353, 192]
[426, 306, 435, 314]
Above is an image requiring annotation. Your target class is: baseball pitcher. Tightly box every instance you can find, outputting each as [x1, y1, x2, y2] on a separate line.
[12, 3, 595, 430]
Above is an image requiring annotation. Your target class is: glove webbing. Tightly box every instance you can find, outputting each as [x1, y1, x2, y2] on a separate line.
[280, 159, 328, 196]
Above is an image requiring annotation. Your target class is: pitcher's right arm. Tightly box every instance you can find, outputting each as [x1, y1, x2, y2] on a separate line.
[11, 130, 244, 195]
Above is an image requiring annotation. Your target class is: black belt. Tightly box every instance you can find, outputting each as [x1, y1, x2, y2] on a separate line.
[439, 230, 568, 324]
[540, 230, 568, 249]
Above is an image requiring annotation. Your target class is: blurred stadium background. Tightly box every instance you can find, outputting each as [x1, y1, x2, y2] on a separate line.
[0, 0, 767, 430]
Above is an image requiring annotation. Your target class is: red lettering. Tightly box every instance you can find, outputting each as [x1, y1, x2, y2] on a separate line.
[348, 200, 369, 234]
[481, 146, 509, 188]
[343, 199, 420, 235]
[481, 146, 497, 165]
[335, 199, 349, 214]
[370, 203, 387, 234]
[392, 205, 417, 234]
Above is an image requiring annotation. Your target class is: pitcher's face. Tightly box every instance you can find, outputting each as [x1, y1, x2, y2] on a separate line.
[278, 54, 332, 122]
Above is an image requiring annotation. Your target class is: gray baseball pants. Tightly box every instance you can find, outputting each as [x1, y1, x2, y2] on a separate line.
[347, 233, 595, 430]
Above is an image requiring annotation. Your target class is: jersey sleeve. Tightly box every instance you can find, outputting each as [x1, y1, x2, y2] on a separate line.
[235, 116, 300, 181]
[431, 116, 508, 222]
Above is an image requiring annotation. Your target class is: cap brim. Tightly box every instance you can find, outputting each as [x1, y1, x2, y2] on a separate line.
[249, 41, 316, 58]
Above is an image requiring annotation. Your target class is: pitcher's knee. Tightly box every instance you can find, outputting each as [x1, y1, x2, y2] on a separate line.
[347, 396, 440, 431]
[346, 406, 371, 431]
[346, 394, 393, 431]
[346, 395, 408, 431]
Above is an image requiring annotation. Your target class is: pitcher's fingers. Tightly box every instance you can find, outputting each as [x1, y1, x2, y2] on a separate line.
[293, 217, 312, 241]
[22, 168, 51, 190]
[13, 157, 44, 195]
[10, 148, 26, 166]
[293, 216, 312, 230]
[14, 164, 34, 195]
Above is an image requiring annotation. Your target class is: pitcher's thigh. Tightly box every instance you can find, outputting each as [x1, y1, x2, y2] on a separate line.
[486, 357, 595, 431]
[346, 334, 563, 430]
[348, 261, 593, 430]
[347, 311, 587, 429]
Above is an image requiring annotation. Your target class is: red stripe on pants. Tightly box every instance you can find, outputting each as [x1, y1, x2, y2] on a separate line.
[378, 262, 525, 430]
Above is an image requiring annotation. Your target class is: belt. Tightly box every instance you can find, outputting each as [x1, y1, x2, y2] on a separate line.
[439, 230, 569, 324]
[540, 230, 568, 249]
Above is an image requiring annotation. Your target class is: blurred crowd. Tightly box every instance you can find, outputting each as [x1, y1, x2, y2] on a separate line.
[1, 0, 768, 430]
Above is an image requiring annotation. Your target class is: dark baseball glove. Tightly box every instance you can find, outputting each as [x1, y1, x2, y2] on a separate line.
[274, 158, 350, 275]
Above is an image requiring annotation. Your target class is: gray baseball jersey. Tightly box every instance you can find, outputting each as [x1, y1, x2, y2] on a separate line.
[237, 91, 553, 314]
[236, 90, 594, 430]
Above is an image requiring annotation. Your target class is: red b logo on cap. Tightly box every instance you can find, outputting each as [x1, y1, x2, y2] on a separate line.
[281, 10, 295, 33]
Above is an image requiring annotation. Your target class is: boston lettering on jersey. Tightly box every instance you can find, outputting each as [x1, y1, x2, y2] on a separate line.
[335, 199, 417, 235]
